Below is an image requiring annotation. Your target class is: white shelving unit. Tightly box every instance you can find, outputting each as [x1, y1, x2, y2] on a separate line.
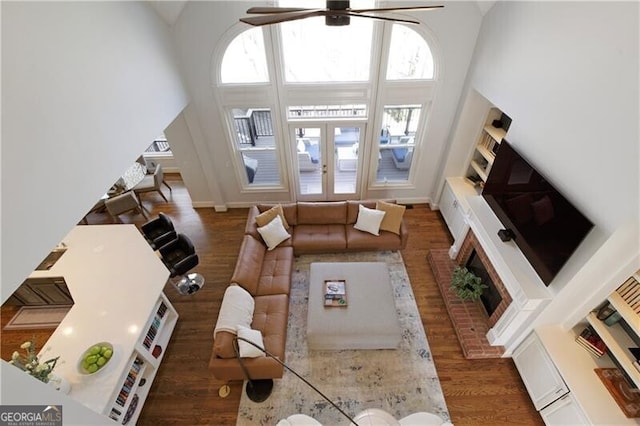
[108, 294, 178, 425]
[466, 109, 508, 186]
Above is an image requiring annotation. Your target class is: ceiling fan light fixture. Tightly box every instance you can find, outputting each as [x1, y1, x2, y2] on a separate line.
[326, 14, 350, 26]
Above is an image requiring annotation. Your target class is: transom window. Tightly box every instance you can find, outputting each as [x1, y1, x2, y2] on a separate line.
[287, 105, 367, 119]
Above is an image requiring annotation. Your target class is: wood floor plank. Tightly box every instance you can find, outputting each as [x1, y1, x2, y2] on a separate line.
[0, 175, 542, 425]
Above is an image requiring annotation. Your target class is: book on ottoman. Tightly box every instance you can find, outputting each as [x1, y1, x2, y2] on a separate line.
[324, 280, 347, 307]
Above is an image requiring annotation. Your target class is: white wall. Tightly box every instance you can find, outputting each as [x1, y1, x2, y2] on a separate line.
[169, 1, 483, 206]
[445, 1, 639, 339]
[1, 1, 189, 301]
[468, 1, 639, 234]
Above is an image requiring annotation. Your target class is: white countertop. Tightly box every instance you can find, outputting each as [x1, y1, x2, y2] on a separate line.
[34, 225, 169, 415]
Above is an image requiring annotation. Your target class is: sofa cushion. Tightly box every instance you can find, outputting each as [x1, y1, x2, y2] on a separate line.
[256, 204, 290, 229]
[257, 215, 291, 250]
[347, 200, 376, 224]
[231, 235, 266, 295]
[259, 203, 298, 226]
[257, 245, 294, 296]
[297, 201, 347, 225]
[376, 200, 406, 235]
[346, 226, 404, 250]
[252, 294, 288, 361]
[354, 204, 386, 236]
[293, 224, 347, 252]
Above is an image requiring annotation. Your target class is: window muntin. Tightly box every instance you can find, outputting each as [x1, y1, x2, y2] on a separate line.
[386, 25, 434, 80]
[221, 28, 269, 84]
[287, 105, 367, 119]
[232, 108, 280, 186]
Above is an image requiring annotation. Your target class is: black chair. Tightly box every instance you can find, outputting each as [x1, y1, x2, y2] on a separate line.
[158, 234, 204, 295]
[141, 213, 176, 250]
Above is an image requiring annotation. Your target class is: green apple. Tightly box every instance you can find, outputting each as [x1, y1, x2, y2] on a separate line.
[89, 346, 101, 356]
[96, 356, 106, 367]
[87, 363, 98, 373]
[103, 348, 113, 359]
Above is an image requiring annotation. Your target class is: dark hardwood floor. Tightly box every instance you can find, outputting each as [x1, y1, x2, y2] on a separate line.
[1, 175, 542, 425]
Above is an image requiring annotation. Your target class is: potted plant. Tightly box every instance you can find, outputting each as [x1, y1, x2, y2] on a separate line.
[450, 266, 487, 301]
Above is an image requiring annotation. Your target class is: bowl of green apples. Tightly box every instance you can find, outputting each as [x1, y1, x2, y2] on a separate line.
[78, 342, 114, 375]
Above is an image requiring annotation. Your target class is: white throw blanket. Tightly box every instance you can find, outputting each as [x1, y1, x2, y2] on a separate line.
[214, 285, 255, 338]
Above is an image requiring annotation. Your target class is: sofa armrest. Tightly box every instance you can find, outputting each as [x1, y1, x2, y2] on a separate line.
[244, 206, 262, 239]
[399, 220, 409, 250]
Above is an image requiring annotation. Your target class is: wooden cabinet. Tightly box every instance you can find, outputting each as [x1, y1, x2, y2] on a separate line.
[12, 277, 73, 306]
[512, 332, 569, 411]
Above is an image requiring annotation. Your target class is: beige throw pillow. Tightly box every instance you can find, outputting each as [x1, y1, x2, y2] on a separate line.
[376, 200, 406, 235]
[255, 204, 289, 229]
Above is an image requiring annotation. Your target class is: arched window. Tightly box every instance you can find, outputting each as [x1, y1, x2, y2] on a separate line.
[217, 19, 439, 190]
[386, 25, 434, 80]
[220, 27, 269, 84]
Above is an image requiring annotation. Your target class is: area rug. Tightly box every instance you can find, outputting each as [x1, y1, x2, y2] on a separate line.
[237, 251, 450, 425]
[4, 305, 72, 330]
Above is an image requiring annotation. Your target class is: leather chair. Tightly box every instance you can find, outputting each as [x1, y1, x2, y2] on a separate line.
[134, 164, 171, 202]
[104, 191, 147, 223]
[158, 234, 204, 295]
[141, 213, 177, 250]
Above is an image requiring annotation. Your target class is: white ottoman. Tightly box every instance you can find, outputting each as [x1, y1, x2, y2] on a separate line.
[307, 262, 402, 350]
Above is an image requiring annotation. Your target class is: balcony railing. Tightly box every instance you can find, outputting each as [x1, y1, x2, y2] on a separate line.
[234, 108, 273, 146]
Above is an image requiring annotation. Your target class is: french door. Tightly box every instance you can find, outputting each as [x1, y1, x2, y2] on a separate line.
[291, 122, 365, 201]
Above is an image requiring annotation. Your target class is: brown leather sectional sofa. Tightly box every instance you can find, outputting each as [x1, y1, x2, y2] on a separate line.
[209, 200, 408, 382]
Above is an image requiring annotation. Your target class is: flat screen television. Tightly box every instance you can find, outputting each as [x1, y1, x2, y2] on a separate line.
[482, 140, 594, 285]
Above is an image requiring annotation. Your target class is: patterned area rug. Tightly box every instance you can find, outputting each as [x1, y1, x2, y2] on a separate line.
[237, 251, 450, 425]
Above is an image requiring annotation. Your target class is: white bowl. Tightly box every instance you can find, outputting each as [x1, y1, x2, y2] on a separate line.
[78, 342, 114, 375]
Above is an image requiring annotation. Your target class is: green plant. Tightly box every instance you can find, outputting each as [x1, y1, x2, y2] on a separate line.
[450, 266, 488, 301]
[9, 338, 60, 383]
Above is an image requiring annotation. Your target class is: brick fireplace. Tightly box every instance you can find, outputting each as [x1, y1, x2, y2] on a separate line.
[455, 231, 513, 329]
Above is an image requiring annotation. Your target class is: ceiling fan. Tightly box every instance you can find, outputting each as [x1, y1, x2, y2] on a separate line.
[239, 1, 444, 27]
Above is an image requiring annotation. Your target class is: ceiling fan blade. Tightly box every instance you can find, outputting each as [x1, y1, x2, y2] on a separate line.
[240, 10, 326, 26]
[346, 11, 420, 25]
[350, 5, 444, 13]
[246, 7, 316, 14]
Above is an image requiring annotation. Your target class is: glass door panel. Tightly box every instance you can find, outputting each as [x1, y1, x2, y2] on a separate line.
[333, 126, 361, 195]
[293, 123, 364, 200]
[294, 127, 323, 197]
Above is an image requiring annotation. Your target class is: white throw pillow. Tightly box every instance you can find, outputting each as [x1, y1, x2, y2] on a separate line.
[236, 325, 265, 358]
[353, 204, 386, 236]
[257, 215, 291, 250]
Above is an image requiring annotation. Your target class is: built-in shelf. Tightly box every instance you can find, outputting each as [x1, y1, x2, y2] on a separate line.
[466, 109, 510, 185]
[587, 312, 640, 388]
[483, 124, 506, 143]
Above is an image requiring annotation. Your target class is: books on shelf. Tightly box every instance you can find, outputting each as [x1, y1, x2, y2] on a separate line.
[575, 325, 607, 357]
[324, 280, 347, 307]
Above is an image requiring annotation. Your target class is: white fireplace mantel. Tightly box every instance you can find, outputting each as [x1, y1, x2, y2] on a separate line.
[465, 196, 552, 349]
